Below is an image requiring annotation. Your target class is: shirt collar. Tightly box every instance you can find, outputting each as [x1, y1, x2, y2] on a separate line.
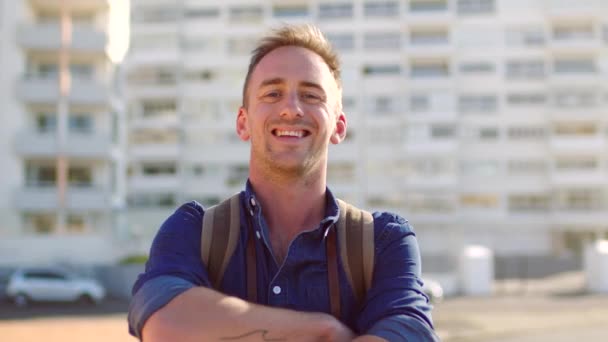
[244, 179, 340, 229]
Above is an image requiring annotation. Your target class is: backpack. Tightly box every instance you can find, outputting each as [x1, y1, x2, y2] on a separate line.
[200, 193, 374, 318]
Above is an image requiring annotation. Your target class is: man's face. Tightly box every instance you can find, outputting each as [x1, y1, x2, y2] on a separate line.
[236, 46, 346, 178]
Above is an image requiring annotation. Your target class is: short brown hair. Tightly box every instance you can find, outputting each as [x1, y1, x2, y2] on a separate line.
[242, 24, 341, 107]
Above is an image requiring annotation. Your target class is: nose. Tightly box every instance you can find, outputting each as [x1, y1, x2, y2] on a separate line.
[280, 93, 303, 118]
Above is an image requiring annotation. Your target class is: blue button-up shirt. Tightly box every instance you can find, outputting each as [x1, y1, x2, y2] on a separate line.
[128, 182, 437, 341]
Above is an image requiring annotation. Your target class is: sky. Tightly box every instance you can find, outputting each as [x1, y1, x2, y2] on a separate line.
[107, 0, 130, 63]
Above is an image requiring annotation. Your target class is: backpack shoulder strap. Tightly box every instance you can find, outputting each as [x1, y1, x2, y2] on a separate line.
[201, 193, 241, 289]
[335, 199, 375, 305]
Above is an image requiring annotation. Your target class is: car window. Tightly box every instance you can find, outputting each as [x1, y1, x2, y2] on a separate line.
[24, 271, 67, 280]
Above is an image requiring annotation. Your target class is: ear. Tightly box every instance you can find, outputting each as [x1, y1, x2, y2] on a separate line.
[236, 106, 251, 141]
[330, 112, 347, 144]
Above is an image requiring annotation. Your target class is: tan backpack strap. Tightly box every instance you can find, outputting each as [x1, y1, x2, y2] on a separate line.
[336, 199, 375, 306]
[326, 227, 340, 318]
[201, 194, 241, 289]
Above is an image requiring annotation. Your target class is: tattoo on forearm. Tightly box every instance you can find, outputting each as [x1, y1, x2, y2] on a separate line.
[220, 329, 287, 341]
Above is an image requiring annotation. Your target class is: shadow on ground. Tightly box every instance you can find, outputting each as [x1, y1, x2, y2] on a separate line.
[0, 297, 129, 320]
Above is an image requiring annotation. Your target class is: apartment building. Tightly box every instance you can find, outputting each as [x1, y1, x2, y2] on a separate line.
[125, 0, 608, 273]
[0, 0, 125, 265]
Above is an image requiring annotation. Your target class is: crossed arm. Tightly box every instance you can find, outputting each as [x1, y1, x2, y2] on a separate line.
[141, 285, 384, 342]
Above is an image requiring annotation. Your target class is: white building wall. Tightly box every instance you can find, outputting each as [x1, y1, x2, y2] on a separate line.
[123, 0, 608, 267]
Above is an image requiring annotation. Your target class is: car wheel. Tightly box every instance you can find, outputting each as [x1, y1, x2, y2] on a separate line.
[78, 294, 95, 305]
[13, 293, 28, 308]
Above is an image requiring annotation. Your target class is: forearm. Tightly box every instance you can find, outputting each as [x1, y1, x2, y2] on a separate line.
[142, 286, 351, 342]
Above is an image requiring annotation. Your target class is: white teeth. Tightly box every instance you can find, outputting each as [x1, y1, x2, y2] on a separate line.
[276, 130, 304, 138]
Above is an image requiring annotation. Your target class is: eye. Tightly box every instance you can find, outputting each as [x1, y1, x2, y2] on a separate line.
[301, 92, 323, 102]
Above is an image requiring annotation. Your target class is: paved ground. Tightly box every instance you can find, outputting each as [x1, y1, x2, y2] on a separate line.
[1, 272, 607, 341]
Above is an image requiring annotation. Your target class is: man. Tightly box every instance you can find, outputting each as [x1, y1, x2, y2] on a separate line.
[128, 24, 437, 341]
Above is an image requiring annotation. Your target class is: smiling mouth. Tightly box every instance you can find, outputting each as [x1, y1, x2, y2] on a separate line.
[272, 129, 311, 138]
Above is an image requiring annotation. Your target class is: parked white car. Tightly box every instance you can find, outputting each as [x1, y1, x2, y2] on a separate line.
[6, 267, 106, 307]
[422, 277, 444, 303]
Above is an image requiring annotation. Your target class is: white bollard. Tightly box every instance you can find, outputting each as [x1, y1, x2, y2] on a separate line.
[591, 240, 608, 293]
[584, 242, 599, 292]
[459, 245, 494, 296]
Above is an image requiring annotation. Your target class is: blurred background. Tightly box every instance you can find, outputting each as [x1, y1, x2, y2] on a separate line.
[1, 0, 608, 341]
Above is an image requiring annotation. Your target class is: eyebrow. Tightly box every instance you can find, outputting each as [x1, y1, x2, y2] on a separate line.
[259, 78, 325, 93]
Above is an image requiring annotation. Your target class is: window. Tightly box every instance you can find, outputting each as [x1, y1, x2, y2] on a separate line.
[132, 6, 179, 23]
[505, 27, 545, 47]
[184, 7, 220, 19]
[363, 64, 402, 76]
[23, 213, 55, 234]
[409, 29, 449, 45]
[363, 32, 402, 50]
[508, 194, 550, 212]
[553, 58, 596, 74]
[459, 61, 495, 74]
[363, 1, 399, 17]
[457, 0, 495, 15]
[552, 23, 594, 40]
[554, 122, 597, 136]
[326, 33, 355, 51]
[507, 126, 545, 140]
[410, 61, 449, 77]
[369, 126, 401, 143]
[68, 167, 93, 187]
[460, 193, 499, 208]
[128, 67, 177, 85]
[181, 36, 220, 52]
[407, 194, 454, 214]
[128, 193, 176, 208]
[142, 100, 177, 118]
[555, 188, 603, 211]
[228, 6, 263, 22]
[409, 0, 448, 12]
[555, 158, 598, 171]
[226, 166, 249, 187]
[368, 96, 400, 114]
[409, 91, 454, 112]
[69, 114, 93, 133]
[461, 160, 500, 176]
[25, 163, 55, 187]
[458, 95, 498, 112]
[508, 160, 547, 174]
[184, 69, 215, 82]
[431, 124, 456, 138]
[142, 163, 177, 175]
[67, 214, 87, 233]
[505, 60, 545, 79]
[506, 93, 547, 106]
[272, 4, 309, 18]
[36, 113, 56, 133]
[479, 127, 499, 140]
[318, 2, 353, 19]
[553, 90, 597, 107]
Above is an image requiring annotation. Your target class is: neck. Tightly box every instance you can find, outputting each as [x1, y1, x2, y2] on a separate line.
[249, 167, 327, 240]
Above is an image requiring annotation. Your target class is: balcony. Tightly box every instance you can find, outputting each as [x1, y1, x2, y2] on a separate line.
[128, 174, 180, 192]
[16, 75, 109, 106]
[129, 143, 180, 161]
[550, 170, 606, 186]
[14, 186, 111, 211]
[17, 22, 107, 53]
[405, 140, 458, 156]
[14, 131, 111, 158]
[183, 143, 248, 163]
[27, 0, 108, 13]
[130, 114, 179, 131]
[549, 135, 605, 152]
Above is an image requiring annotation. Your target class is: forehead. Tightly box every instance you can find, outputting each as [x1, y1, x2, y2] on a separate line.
[250, 46, 337, 90]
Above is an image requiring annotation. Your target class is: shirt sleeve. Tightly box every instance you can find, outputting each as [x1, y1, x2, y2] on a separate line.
[127, 201, 212, 339]
[357, 212, 439, 341]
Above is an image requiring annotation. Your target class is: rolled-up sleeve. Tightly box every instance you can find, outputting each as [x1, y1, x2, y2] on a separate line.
[127, 201, 212, 339]
[358, 212, 439, 341]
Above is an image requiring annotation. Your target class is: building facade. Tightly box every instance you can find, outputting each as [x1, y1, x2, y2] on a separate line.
[125, 0, 608, 273]
[0, 0, 126, 265]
